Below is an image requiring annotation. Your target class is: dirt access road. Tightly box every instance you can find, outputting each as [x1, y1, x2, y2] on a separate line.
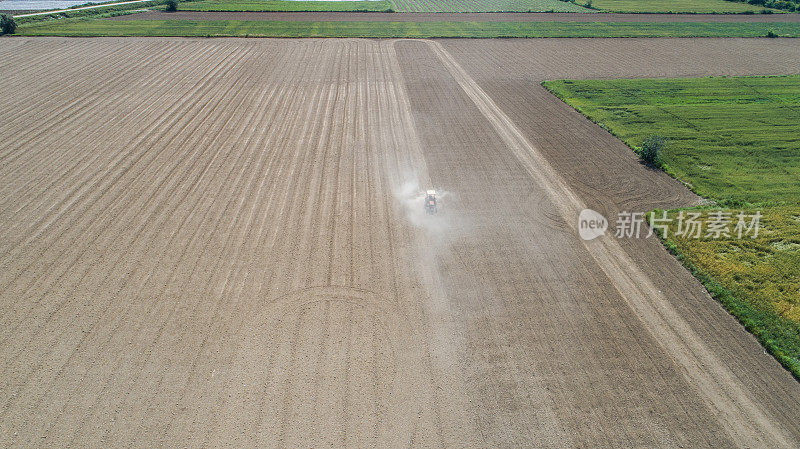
[1, 37, 799, 447]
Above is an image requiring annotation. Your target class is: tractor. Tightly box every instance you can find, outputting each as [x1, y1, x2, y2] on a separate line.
[425, 190, 438, 215]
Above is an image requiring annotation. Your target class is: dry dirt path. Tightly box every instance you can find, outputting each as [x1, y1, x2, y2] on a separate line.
[112, 10, 800, 22]
[0, 37, 799, 447]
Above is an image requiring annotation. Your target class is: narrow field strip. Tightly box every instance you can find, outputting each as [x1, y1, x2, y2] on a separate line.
[389, 0, 592, 12]
[182, 0, 395, 12]
[109, 10, 800, 21]
[588, 0, 781, 13]
[17, 18, 800, 36]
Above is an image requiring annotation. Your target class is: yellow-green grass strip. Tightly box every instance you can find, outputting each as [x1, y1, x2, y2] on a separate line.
[17, 18, 800, 37]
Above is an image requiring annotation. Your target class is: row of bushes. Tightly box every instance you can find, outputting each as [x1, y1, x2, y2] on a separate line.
[730, 0, 799, 12]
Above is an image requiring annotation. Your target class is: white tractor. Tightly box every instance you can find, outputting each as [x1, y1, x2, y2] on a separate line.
[424, 189, 438, 215]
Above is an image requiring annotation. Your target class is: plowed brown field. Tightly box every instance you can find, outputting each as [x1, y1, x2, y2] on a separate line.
[1, 37, 799, 448]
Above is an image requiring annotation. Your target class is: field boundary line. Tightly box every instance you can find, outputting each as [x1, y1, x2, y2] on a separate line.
[426, 38, 794, 448]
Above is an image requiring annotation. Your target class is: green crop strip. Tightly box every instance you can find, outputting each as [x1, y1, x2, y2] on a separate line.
[17, 19, 800, 37]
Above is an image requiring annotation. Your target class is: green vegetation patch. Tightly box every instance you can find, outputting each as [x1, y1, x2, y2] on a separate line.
[390, 0, 593, 12]
[545, 75, 800, 378]
[544, 76, 800, 204]
[14, 0, 168, 24]
[658, 206, 800, 376]
[17, 18, 800, 37]
[587, 0, 777, 13]
[182, 0, 394, 12]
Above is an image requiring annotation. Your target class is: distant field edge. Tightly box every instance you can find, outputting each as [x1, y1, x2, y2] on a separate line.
[15, 19, 800, 37]
[388, 0, 593, 12]
[181, 0, 395, 13]
[586, 0, 785, 14]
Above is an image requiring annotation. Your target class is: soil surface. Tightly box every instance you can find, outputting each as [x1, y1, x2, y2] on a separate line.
[1, 36, 799, 447]
[110, 10, 800, 22]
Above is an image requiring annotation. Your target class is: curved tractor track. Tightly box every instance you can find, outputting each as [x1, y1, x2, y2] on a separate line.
[1, 37, 799, 447]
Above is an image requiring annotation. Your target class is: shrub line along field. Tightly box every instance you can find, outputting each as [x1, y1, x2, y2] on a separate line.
[2, 36, 800, 447]
[16, 18, 800, 36]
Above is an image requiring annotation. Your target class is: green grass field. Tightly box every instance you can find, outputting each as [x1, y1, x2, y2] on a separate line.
[389, 0, 593, 12]
[17, 18, 800, 37]
[586, 0, 776, 13]
[545, 76, 800, 204]
[544, 75, 800, 378]
[182, 0, 394, 12]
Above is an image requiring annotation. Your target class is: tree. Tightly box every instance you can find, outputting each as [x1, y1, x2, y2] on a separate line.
[640, 135, 666, 167]
[0, 14, 17, 35]
[165, 0, 179, 12]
